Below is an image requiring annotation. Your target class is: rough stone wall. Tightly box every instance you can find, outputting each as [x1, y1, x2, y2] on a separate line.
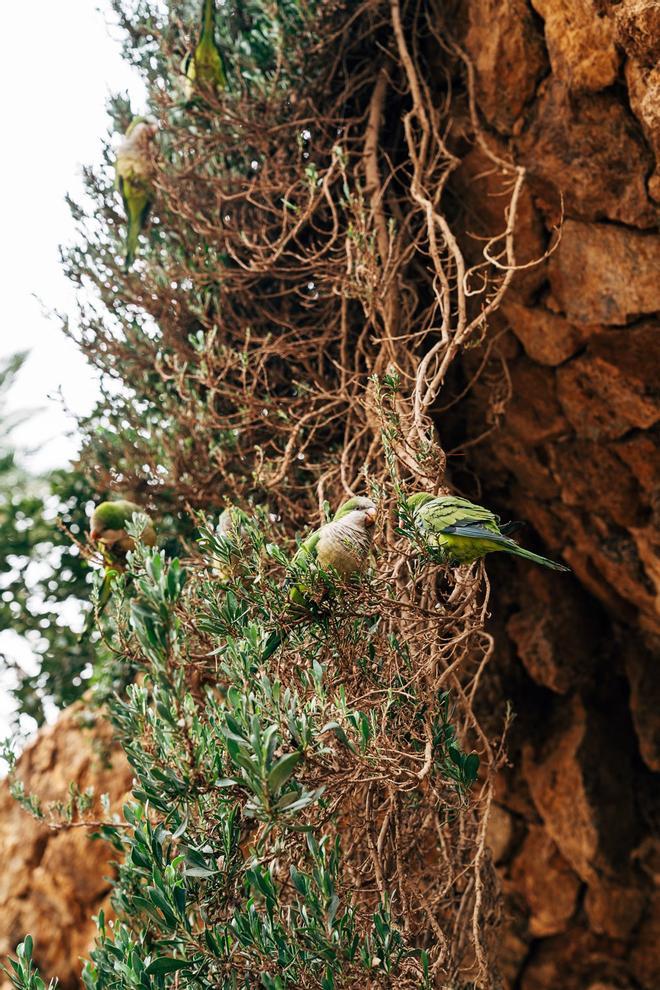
[0, 705, 131, 989]
[460, 0, 660, 986]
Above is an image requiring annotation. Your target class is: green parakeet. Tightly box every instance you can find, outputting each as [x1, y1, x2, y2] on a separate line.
[182, 0, 227, 101]
[262, 496, 378, 660]
[115, 117, 157, 270]
[80, 500, 157, 640]
[405, 493, 569, 571]
[90, 499, 157, 559]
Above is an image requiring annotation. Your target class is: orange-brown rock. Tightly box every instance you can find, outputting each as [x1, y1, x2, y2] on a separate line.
[625, 60, 660, 203]
[510, 826, 581, 936]
[613, 429, 660, 497]
[555, 323, 660, 440]
[551, 441, 644, 529]
[630, 891, 660, 989]
[506, 570, 599, 693]
[623, 635, 660, 770]
[519, 929, 635, 990]
[502, 298, 591, 367]
[522, 697, 639, 883]
[614, 0, 660, 66]
[504, 358, 569, 445]
[561, 520, 658, 635]
[497, 900, 532, 988]
[0, 704, 131, 990]
[452, 144, 548, 301]
[464, 0, 547, 133]
[456, 0, 660, 984]
[530, 0, 619, 92]
[549, 222, 660, 324]
[585, 879, 647, 940]
[518, 80, 657, 227]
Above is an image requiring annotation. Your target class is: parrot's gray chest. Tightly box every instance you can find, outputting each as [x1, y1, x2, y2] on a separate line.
[316, 520, 369, 577]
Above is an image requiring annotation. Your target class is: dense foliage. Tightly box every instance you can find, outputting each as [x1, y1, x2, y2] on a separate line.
[0, 355, 94, 727]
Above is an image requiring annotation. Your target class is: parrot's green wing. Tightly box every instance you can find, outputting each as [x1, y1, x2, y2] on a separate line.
[261, 529, 324, 661]
[289, 529, 322, 610]
[291, 529, 321, 567]
[425, 496, 500, 529]
[118, 175, 152, 225]
[118, 174, 153, 270]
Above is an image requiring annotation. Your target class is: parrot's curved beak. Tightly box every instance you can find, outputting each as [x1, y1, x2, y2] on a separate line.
[364, 508, 377, 527]
[90, 527, 103, 542]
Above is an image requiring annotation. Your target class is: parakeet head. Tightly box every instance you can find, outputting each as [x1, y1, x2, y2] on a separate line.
[121, 119, 158, 160]
[91, 500, 132, 539]
[217, 507, 233, 535]
[90, 499, 155, 549]
[216, 505, 246, 538]
[125, 116, 158, 138]
[405, 493, 436, 514]
[333, 496, 377, 528]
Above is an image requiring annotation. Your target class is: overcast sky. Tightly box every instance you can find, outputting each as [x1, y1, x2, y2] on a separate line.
[1, 1, 144, 470]
[0, 1, 145, 743]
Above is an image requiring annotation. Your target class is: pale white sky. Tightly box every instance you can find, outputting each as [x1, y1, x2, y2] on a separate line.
[0, 1, 145, 744]
[1, 1, 145, 471]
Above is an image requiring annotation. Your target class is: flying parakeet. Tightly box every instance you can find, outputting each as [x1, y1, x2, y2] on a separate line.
[115, 117, 157, 270]
[262, 496, 378, 660]
[405, 493, 569, 571]
[80, 499, 157, 640]
[182, 0, 227, 101]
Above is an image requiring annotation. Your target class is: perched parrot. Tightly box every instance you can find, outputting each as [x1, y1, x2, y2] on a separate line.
[212, 505, 248, 581]
[80, 500, 157, 640]
[405, 493, 569, 571]
[217, 505, 244, 539]
[115, 117, 157, 270]
[262, 496, 378, 660]
[182, 0, 227, 101]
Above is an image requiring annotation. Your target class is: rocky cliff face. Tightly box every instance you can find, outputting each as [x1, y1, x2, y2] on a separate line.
[0, 2, 657, 988]
[0, 705, 132, 989]
[458, 0, 660, 986]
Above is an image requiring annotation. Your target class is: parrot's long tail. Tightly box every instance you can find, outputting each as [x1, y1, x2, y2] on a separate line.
[505, 542, 570, 572]
[444, 524, 570, 572]
[201, 0, 216, 39]
[124, 215, 140, 271]
[124, 199, 152, 271]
